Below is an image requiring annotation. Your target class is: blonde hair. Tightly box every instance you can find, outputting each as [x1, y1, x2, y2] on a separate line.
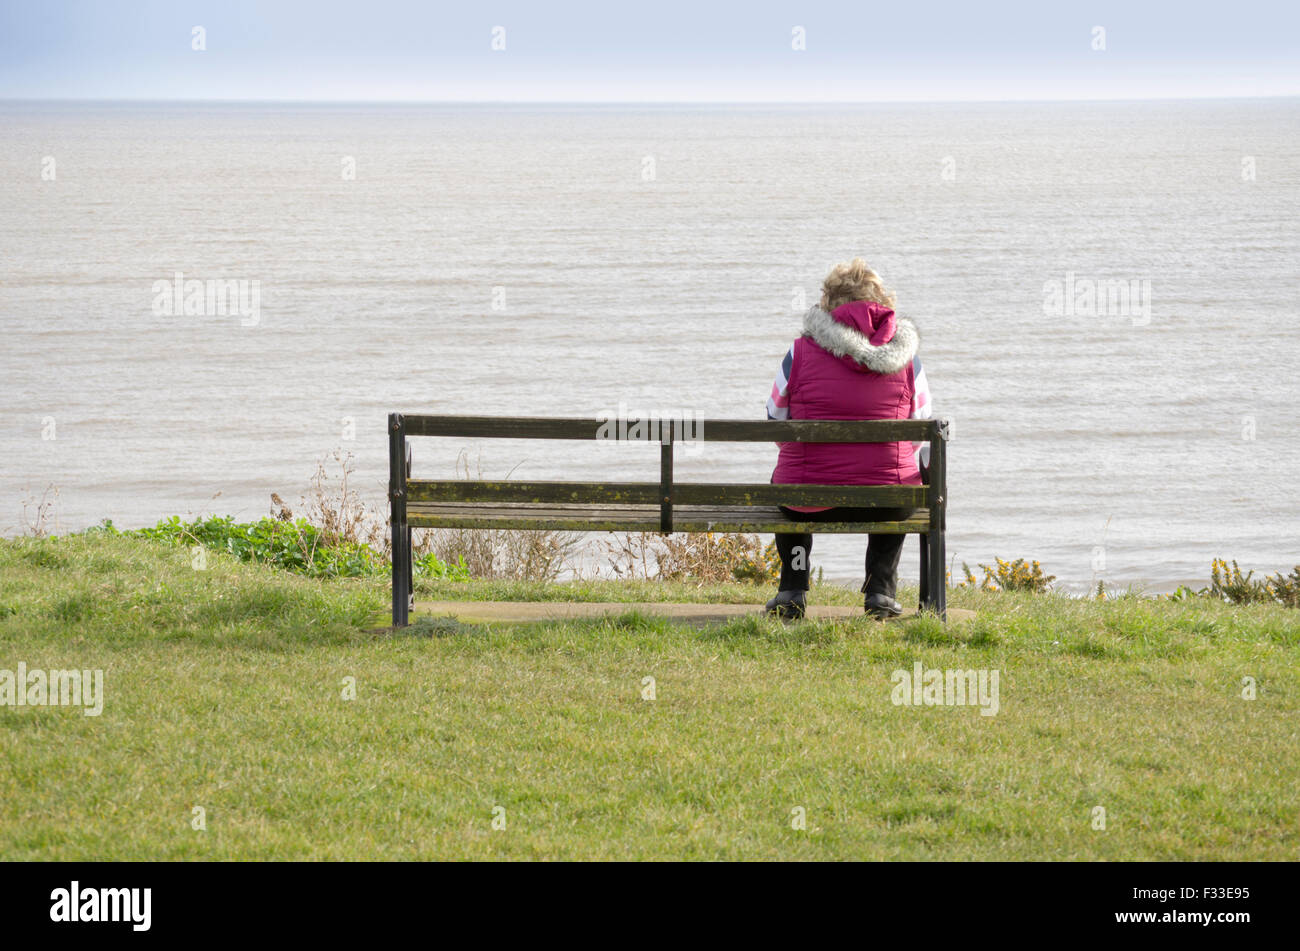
[820, 258, 895, 311]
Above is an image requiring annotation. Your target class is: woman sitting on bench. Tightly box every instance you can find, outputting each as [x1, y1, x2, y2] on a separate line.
[765, 258, 932, 620]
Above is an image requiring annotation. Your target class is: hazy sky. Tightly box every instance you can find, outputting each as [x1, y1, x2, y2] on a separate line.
[1, 0, 1297, 102]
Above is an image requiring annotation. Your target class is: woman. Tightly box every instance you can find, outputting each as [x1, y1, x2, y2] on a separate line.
[765, 259, 932, 620]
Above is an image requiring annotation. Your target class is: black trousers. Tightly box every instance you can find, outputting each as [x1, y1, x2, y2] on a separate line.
[774, 506, 915, 598]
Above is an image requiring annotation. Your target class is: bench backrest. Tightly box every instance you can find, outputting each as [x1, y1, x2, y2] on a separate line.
[389, 414, 948, 534]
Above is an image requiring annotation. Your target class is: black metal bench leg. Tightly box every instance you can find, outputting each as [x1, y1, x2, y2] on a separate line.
[918, 533, 929, 609]
[405, 441, 414, 619]
[392, 517, 410, 628]
[921, 421, 949, 621]
[389, 414, 409, 628]
[390, 516, 409, 628]
[923, 528, 947, 620]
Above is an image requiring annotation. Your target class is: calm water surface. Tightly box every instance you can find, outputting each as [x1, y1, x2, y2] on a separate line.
[2, 100, 1297, 590]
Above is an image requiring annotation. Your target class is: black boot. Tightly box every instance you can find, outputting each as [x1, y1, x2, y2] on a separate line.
[863, 592, 903, 619]
[764, 590, 806, 620]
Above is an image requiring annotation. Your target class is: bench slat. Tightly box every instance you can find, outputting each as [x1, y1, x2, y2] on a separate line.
[676, 483, 926, 507]
[402, 414, 936, 443]
[408, 501, 931, 535]
[407, 480, 927, 508]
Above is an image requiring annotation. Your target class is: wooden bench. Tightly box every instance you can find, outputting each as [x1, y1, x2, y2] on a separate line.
[387, 414, 950, 626]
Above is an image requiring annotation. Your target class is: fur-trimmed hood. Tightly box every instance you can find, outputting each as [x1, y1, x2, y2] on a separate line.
[802, 302, 918, 375]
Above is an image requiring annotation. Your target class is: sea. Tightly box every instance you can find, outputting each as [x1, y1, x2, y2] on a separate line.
[2, 99, 1297, 591]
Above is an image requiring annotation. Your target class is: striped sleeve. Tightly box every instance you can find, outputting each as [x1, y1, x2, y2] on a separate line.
[766, 344, 795, 420]
[910, 354, 932, 470]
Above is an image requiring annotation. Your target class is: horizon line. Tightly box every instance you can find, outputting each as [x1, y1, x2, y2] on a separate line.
[2, 93, 1298, 107]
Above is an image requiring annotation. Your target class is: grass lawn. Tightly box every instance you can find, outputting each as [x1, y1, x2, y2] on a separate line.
[1, 532, 1297, 860]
